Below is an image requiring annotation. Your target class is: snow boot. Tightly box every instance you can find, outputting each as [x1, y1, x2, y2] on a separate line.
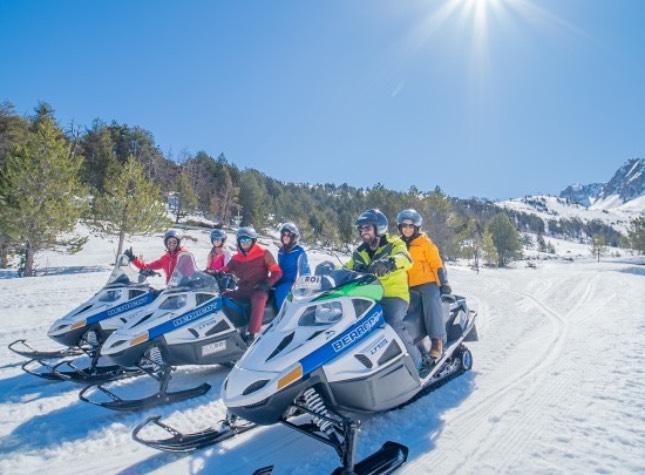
[429, 339, 443, 360]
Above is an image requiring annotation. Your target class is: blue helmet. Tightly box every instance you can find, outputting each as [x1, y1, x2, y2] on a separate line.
[210, 228, 227, 243]
[355, 209, 388, 236]
[396, 209, 423, 227]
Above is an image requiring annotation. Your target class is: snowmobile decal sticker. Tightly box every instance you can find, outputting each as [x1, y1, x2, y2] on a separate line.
[87, 292, 157, 324]
[299, 306, 385, 374]
[147, 299, 222, 339]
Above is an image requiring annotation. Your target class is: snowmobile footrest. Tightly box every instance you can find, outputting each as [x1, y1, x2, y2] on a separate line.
[51, 361, 142, 384]
[331, 441, 408, 475]
[132, 415, 257, 452]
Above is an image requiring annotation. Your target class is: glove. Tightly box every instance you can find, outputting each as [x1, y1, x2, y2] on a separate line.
[140, 266, 159, 278]
[315, 260, 336, 276]
[440, 284, 452, 295]
[352, 263, 369, 273]
[124, 247, 135, 262]
[205, 269, 222, 277]
[368, 258, 395, 277]
[254, 281, 271, 292]
[219, 273, 238, 291]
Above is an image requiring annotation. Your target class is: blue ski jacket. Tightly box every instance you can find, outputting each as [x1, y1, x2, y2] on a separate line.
[276, 244, 311, 286]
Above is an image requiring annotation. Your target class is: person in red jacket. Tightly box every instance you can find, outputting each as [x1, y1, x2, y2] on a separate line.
[124, 229, 187, 284]
[222, 226, 282, 343]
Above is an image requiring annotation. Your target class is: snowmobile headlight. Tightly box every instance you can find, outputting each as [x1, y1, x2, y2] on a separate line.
[71, 319, 87, 330]
[314, 302, 342, 325]
[277, 364, 303, 390]
[130, 331, 149, 346]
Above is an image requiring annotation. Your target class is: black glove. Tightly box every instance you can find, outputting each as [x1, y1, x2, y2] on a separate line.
[368, 258, 396, 277]
[124, 247, 135, 262]
[352, 263, 369, 273]
[254, 281, 271, 292]
[140, 267, 160, 278]
[440, 284, 452, 295]
[219, 273, 238, 291]
[315, 261, 336, 276]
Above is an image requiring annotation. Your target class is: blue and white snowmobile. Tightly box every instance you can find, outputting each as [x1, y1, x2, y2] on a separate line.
[133, 264, 477, 475]
[9, 254, 161, 383]
[80, 251, 278, 411]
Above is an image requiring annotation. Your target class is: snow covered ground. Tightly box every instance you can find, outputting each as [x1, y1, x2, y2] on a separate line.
[1, 230, 644, 475]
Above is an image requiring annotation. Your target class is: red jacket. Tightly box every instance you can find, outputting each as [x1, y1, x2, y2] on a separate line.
[131, 247, 187, 284]
[222, 243, 282, 293]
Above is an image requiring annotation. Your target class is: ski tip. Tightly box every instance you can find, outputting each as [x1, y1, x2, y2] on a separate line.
[252, 466, 274, 475]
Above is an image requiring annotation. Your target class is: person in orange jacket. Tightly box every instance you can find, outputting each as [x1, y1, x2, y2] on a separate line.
[222, 226, 283, 343]
[124, 229, 187, 284]
[397, 209, 452, 362]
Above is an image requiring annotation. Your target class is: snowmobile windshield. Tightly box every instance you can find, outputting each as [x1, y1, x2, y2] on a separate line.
[291, 268, 381, 301]
[167, 252, 219, 292]
[106, 254, 149, 287]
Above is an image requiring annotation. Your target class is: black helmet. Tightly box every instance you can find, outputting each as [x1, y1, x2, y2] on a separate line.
[163, 229, 183, 248]
[355, 209, 388, 236]
[236, 226, 258, 243]
[279, 222, 300, 245]
[210, 228, 227, 243]
[396, 209, 423, 227]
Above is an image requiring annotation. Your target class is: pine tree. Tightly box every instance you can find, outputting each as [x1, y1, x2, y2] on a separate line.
[590, 234, 607, 262]
[486, 213, 523, 267]
[627, 217, 645, 254]
[91, 155, 171, 257]
[238, 169, 270, 228]
[482, 230, 499, 267]
[172, 171, 198, 224]
[0, 116, 86, 276]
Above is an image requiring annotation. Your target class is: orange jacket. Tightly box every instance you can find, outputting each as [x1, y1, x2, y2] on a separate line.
[405, 233, 445, 287]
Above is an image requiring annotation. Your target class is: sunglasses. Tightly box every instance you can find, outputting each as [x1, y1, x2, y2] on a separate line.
[238, 237, 252, 243]
[358, 225, 373, 232]
[281, 231, 292, 237]
[400, 223, 415, 229]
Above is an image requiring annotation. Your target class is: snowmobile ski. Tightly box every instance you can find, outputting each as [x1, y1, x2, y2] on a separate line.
[132, 414, 257, 452]
[9, 339, 83, 360]
[79, 379, 211, 412]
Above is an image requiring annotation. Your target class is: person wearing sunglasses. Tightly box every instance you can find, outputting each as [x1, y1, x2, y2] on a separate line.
[221, 226, 282, 343]
[397, 209, 451, 364]
[124, 229, 187, 284]
[344, 209, 422, 373]
[274, 222, 311, 310]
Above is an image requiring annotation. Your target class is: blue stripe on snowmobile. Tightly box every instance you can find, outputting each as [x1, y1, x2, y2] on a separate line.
[85, 292, 158, 325]
[147, 298, 223, 339]
[299, 306, 385, 375]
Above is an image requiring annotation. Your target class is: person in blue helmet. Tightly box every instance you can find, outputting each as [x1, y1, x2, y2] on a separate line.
[273, 222, 311, 309]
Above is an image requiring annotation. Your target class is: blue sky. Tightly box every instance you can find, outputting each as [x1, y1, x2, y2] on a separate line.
[1, 0, 643, 200]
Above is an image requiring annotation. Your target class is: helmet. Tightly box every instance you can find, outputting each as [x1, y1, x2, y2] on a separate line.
[163, 229, 184, 247]
[396, 209, 423, 227]
[279, 222, 300, 244]
[355, 209, 388, 236]
[210, 228, 227, 243]
[236, 226, 258, 242]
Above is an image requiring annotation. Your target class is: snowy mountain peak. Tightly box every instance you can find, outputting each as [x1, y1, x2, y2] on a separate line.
[559, 158, 645, 210]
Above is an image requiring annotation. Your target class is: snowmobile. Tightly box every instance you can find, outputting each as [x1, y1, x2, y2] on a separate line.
[133, 265, 477, 475]
[80, 251, 278, 411]
[8, 254, 162, 383]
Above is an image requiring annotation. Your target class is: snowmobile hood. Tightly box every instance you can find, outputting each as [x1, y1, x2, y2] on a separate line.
[46, 253, 157, 339]
[223, 270, 386, 408]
